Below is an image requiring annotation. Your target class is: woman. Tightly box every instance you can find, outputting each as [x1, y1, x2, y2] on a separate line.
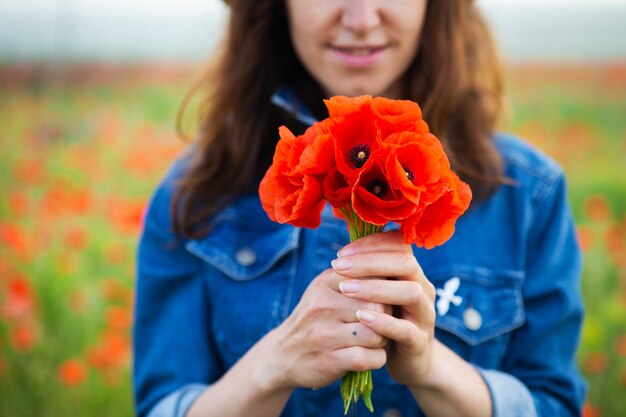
[133, 1, 587, 416]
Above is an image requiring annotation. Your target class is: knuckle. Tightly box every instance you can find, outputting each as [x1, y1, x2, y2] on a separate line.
[405, 323, 421, 345]
[373, 349, 387, 369]
[367, 301, 385, 314]
[425, 281, 436, 299]
[307, 300, 329, 319]
[426, 302, 437, 323]
[407, 282, 423, 304]
[402, 252, 419, 269]
[350, 349, 369, 371]
[373, 333, 386, 348]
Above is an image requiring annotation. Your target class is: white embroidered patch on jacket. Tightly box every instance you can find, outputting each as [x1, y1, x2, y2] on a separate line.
[435, 277, 463, 316]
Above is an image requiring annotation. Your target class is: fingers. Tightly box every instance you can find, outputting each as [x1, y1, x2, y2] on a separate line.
[354, 309, 429, 353]
[331, 249, 436, 302]
[337, 230, 411, 257]
[307, 269, 388, 322]
[306, 320, 387, 353]
[331, 346, 387, 372]
[332, 251, 420, 279]
[339, 279, 435, 321]
[336, 322, 388, 349]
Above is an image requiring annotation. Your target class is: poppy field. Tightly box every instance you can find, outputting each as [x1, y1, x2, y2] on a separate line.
[0, 63, 625, 416]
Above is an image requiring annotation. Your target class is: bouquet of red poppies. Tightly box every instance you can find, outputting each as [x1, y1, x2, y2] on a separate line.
[259, 95, 471, 413]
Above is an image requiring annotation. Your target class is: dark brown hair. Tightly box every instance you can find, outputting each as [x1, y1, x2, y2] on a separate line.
[173, 0, 507, 239]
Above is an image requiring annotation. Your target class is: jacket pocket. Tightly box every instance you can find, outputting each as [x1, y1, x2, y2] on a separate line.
[186, 216, 300, 365]
[428, 265, 525, 368]
[186, 214, 300, 281]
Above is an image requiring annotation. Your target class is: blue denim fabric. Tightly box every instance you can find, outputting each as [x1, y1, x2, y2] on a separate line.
[133, 94, 587, 417]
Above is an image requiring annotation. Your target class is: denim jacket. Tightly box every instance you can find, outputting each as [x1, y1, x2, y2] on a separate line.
[133, 91, 587, 417]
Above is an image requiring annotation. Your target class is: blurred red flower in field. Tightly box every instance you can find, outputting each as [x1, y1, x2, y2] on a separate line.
[105, 306, 132, 330]
[63, 225, 88, 250]
[0, 222, 31, 258]
[0, 258, 9, 277]
[41, 188, 66, 217]
[41, 186, 91, 218]
[582, 351, 609, 374]
[14, 160, 45, 185]
[2, 277, 36, 321]
[106, 198, 147, 234]
[57, 358, 87, 387]
[561, 122, 594, 153]
[584, 195, 612, 222]
[583, 402, 599, 417]
[8, 192, 29, 217]
[86, 331, 130, 372]
[576, 226, 593, 252]
[606, 225, 625, 267]
[10, 324, 38, 352]
[104, 244, 127, 265]
[100, 278, 128, 303]
[65, 189, 91, 215]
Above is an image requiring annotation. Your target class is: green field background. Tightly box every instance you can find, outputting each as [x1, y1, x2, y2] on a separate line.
[0, 64, 624, 416]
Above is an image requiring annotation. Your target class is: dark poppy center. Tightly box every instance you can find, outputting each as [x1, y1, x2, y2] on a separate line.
[349, 144, 370, 168]
[366, 179, 388, 199]
[403, 167, 415, 182]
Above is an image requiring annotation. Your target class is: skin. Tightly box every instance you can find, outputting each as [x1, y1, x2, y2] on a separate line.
[286, 0, 427, 98]
[188, 235, 492, 417]
[187, 1, 493, 416]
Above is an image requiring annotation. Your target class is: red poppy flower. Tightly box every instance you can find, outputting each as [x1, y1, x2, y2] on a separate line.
[329, 107, 382, 180]
[383, 131, 447, 204]
[259, 125, 326, 228]
[351, 150, 418, 225]
[260, 95, 472, 414]
[323, 167, 352, 210]
[370, 96, 430, 138]
[261, 95, 471, 247]
[400, 171, 472, 249]
[58, 359, 87, 387]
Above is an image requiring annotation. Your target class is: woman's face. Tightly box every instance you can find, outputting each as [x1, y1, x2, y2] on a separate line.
[286, 0, 428, 98]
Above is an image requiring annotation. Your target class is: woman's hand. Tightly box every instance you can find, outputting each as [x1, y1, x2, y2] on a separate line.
[332, 231, 438, 389]
[261, 267, 390, 391]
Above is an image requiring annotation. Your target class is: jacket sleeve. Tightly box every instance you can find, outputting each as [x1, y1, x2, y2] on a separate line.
[482, 172, 587, 417]
[133, 167, 223, 417]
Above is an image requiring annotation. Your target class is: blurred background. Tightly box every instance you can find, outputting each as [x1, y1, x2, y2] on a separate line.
[0, 0, 625, 416]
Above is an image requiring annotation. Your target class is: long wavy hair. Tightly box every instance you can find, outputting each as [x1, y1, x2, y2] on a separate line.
[173, 0, 508, 239]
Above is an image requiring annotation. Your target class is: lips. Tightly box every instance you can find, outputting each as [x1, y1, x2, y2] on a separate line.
[331, 45, 388, 56]
[329, 44, 389, 68]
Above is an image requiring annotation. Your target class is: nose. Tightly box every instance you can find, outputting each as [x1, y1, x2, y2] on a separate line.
[341, 0, 381, 34]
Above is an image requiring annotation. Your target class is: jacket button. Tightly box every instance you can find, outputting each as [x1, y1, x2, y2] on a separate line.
[235, 247, 256, 266]
[463, 307, 483, 331]
[383, 408, 403, 417]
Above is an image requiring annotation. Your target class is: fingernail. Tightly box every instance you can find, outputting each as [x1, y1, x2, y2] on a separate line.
[339, 280, 361, 294]
[331, 257, 353, 271]
[356, 310, 376, 323]
[337, 245, 357, 258]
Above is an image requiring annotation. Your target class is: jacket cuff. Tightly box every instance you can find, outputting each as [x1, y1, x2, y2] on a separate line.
[147, 383, 208, 417]
[476, 368, 538, 417]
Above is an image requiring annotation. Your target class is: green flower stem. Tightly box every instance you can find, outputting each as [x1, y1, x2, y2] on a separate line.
[338, 204, 385, 414]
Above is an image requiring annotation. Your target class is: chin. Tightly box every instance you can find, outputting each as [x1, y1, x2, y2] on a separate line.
[327, 83, 387, 98]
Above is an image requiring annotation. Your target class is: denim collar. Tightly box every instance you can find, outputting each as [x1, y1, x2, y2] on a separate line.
[271, 85, 318, 127]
